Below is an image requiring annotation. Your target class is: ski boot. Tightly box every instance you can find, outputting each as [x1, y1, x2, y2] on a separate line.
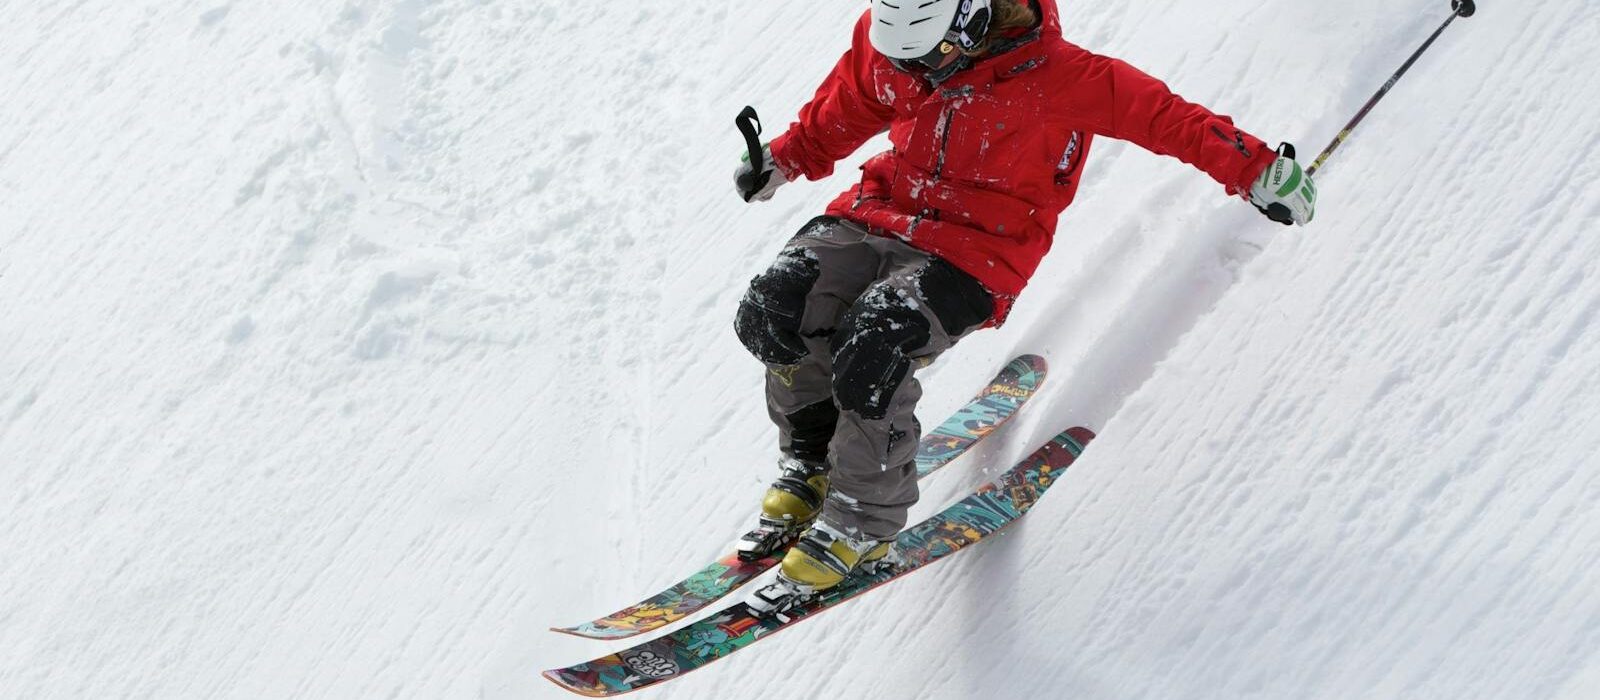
[747, 519, 896, 619]
[735, 456, 830, 562]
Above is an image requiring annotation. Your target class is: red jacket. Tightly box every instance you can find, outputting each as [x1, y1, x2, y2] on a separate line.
[769, 0, 1276, 323]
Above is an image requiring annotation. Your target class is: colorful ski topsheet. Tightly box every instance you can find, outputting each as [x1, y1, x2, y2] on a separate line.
[551, 355, 1047, 641]
[916, 354, 1046, 477]
[544, 427, 1095, 697]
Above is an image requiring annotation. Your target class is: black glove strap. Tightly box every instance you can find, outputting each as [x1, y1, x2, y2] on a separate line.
[736, 106, 773, 202]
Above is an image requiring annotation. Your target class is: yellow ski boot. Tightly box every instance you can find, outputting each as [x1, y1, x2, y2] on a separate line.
[748, 520, 896, 618]
[777, 520, 894, 592]
[736, 456, 830, 562]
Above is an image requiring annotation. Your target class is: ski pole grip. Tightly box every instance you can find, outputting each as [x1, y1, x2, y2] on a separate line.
[736, 106, 772, 202]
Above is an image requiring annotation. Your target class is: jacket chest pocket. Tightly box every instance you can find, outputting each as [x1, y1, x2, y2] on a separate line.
[937, 97, 1058, 189]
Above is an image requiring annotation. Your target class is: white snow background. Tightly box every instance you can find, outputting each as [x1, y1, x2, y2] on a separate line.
[3, 0, 1599, 698]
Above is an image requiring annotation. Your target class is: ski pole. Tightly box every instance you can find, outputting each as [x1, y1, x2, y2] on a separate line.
[1306, 0, 1476, 177]
[735, 106, 771, 202]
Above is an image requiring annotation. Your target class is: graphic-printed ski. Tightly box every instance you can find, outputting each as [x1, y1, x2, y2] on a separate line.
[543, 426, 1094, 697]
[550, 355, 1047, 641]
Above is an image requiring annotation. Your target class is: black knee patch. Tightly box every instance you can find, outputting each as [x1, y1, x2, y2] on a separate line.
[916, 259, 994, 337]
[830, 285, 931, 420]
[735, 247, 821, 365]
[784, 399, 839, 464]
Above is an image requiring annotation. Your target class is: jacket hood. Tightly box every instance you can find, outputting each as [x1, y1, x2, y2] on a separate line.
[1035, 0, 1062, 39]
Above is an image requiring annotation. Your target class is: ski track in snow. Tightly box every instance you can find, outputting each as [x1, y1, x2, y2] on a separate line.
[2, 1, 1599, 699]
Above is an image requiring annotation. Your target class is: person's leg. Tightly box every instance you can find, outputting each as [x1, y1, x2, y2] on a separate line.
[763, 245, 994, 598]
[733, 217, 882, 558]
[822, 248, 995, 541]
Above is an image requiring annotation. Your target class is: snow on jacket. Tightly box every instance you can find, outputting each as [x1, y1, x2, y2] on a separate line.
[768, 0, 1277, 323]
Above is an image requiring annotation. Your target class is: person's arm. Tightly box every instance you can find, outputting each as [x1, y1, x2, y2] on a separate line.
[768, 12, 898, 182]
[1055, 43, 1277, 196]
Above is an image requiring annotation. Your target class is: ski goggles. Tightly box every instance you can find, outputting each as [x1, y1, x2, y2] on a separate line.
[890, 40, 960, 72]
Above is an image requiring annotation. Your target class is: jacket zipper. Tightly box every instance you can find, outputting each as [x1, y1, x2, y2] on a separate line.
[913, 86, 968, 234]
[933, 105, 954, 180]
[933, 86, 971, 183]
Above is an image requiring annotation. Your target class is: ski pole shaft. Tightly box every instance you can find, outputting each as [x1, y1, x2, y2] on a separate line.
[1307, 0, 1476, 177]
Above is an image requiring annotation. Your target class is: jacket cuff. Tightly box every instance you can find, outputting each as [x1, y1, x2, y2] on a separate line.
[769, 130, 829, 182]
[1229, 147, 1278, 198]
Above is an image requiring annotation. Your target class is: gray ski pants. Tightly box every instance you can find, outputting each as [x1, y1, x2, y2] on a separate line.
[735, 217, 994, 539]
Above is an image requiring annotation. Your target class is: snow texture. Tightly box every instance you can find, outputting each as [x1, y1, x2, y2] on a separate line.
[2, 1, 1598, 699]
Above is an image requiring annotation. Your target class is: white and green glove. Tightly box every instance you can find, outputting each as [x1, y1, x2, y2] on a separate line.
[735, 143, 789, 203]
[1250, 149, 1318, 226]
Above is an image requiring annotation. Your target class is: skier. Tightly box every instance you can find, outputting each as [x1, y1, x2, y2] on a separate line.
[732, 0, 1316, 605]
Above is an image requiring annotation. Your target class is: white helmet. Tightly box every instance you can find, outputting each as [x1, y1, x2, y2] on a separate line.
[869, 0, 992, 64]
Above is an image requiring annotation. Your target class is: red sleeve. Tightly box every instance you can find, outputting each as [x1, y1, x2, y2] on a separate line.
[768, 12, 897, 182]
[1055, 43, 1275, 196]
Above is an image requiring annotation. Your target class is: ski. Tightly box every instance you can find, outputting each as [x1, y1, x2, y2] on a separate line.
[550, 354, 1048, 641]
[543, 426, 1093, 697]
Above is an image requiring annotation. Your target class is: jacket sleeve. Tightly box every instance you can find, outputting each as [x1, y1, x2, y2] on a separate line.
[1056, 43, 1275, 196]
[768, 12, 897, 182]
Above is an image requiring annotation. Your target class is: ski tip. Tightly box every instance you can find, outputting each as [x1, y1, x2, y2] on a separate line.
[1064, 426, 1097, 452]
[1008, 353, 1047, 376]
[985, 354, 1046, 397]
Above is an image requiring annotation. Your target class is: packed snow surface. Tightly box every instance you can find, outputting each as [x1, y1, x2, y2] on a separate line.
[4, 1, 1599, 698]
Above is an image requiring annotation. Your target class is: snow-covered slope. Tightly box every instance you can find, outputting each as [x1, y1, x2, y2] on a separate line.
[3, 1, 1598, 698]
